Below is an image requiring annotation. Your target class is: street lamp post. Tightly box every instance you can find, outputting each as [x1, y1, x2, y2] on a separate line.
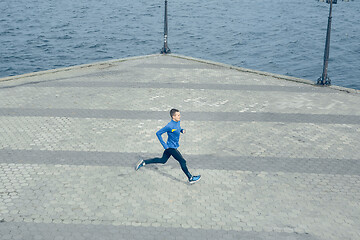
[161, 0, 171, 54]
[317, 0, 337, 86]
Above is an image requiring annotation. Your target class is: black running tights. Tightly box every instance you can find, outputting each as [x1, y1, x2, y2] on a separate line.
[144, 148, 192, 180]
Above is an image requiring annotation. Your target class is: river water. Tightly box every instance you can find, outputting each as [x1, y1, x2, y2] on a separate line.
[1, 0, 359, 89]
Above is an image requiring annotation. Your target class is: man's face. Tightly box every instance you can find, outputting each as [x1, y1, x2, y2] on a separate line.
[172, 112, 181, 122]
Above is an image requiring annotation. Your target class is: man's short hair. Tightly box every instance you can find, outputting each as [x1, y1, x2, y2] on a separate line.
[170, 108, 180, 118]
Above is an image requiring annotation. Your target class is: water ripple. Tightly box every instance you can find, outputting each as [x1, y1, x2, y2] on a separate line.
[0, 0, 359, 90]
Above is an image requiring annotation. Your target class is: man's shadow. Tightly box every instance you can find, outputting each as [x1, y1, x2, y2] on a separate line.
[145, 165, 189, 185]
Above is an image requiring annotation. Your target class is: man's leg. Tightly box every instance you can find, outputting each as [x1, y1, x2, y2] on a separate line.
[168, 148, 192, 180]
[136, 149, 171, 171]
[144, 149, 171, 165]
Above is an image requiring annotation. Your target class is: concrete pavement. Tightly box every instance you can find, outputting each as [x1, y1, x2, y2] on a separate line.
[0, 54, 359, 239]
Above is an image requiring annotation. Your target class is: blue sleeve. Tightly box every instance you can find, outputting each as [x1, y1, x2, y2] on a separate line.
[156, 125, 170, 149]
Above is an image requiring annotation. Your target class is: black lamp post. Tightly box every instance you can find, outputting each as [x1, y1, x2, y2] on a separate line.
[317, 0, 337, 86]
[160, 0, 171, 54]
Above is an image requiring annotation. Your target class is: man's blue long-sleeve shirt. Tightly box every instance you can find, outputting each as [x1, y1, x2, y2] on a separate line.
[156, 120, 184, 149]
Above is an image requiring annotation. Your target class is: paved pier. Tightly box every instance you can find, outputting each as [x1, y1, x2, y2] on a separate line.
[0, 54, 359, 240]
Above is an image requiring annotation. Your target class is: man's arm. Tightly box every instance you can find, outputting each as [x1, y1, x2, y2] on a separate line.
[156, 126, 170, 149]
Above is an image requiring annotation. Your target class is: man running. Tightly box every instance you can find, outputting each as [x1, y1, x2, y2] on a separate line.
[135, 109, 201, 184]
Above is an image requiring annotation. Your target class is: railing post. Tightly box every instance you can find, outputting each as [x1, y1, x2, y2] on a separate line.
[317, 0, 334, 86]
[160, 0, 171, 54]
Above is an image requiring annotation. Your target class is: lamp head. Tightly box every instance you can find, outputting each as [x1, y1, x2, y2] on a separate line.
[326, 0, 337, 4]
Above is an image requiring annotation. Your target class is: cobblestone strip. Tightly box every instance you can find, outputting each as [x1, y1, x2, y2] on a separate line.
[0, 108, 359, 124]
[0, 164, 359, 240]
[0, 222, 320, 240]
[0, 149, 359, 176]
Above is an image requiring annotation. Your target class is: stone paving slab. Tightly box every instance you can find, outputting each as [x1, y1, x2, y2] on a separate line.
[0, 54, 359, 240]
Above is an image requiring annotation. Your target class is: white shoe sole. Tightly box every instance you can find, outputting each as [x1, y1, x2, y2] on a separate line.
[135, 160, 144, 171]
[189, 176, 201, 184]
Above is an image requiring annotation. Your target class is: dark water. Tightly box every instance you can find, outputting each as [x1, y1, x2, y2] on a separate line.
[1, 0, 359, 89]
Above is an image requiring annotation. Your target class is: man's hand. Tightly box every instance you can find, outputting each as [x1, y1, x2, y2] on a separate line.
[181, 129, 186, 134]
